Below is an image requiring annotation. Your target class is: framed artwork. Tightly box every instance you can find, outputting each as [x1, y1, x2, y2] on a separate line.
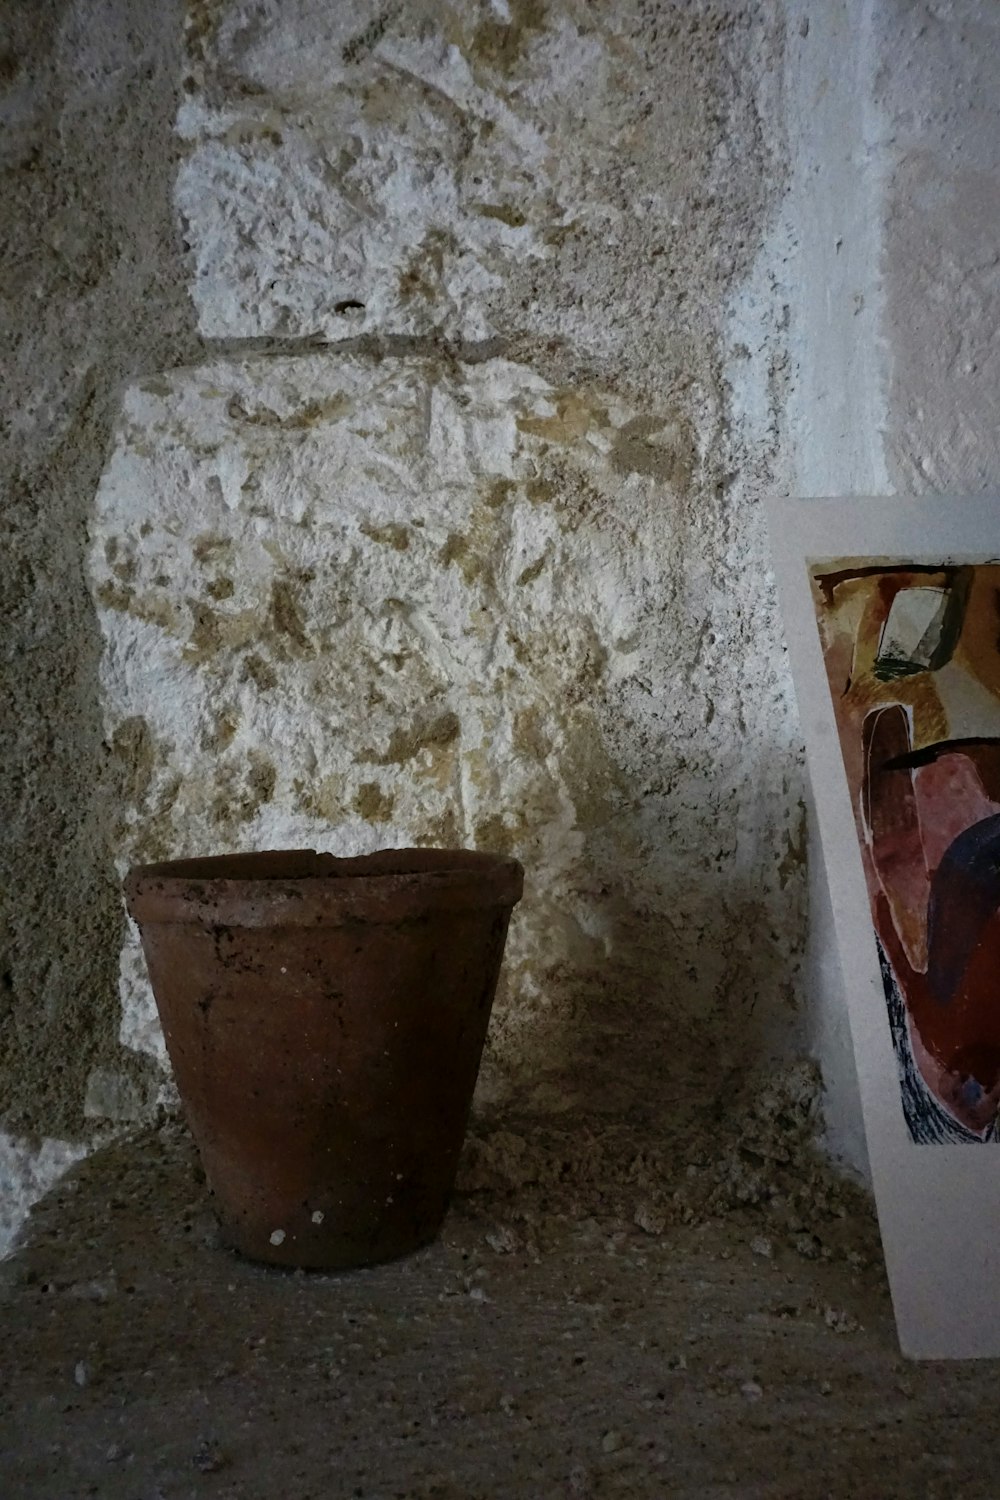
[769, 497, 1000, 1358]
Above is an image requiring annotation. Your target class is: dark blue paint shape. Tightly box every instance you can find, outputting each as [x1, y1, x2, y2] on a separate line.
[877, 939, 989, 1145]
[926, 813, 1000, 1007]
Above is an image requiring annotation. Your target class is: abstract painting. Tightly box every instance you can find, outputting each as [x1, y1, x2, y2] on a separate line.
[809, 561, 1000, 1143]
[770, 500, 1000, 1357]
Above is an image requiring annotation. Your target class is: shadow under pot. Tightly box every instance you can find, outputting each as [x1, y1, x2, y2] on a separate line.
[124, 847, 523, 1270]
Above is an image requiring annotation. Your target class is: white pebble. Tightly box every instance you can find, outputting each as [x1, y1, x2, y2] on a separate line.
[634, 1203, 666, 1236]
[485, 1225, 517, 1254]
[269, 1229, 286, 1246]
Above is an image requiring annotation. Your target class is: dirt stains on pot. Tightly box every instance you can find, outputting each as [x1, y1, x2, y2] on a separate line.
[123, 849, 523, 1268]
[353, 782, 395, 823]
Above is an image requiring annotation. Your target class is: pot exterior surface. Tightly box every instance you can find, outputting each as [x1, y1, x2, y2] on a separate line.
[125, 849, 522, 1270]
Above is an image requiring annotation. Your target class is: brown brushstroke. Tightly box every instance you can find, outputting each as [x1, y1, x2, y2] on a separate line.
[812, 562, 955, 605]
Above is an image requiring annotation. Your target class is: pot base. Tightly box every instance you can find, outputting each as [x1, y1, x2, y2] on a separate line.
[217, 1220, 443, 1273]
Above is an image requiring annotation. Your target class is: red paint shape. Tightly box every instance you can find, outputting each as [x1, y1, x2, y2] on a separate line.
[863, 706, 930, 972]
[913, 754, 999, 875]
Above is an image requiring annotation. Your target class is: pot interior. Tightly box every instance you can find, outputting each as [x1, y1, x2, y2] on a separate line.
[133, 848, 515, 883]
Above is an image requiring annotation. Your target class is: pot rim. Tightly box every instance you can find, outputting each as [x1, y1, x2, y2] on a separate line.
[124, 847, 524, 928]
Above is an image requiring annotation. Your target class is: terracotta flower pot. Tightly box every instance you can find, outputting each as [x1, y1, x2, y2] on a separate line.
[124, 848, 523, 1270]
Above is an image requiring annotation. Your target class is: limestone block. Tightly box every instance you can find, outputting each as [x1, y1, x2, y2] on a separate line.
[176, 0, 720, 344]
[91, 352, 802, 1108]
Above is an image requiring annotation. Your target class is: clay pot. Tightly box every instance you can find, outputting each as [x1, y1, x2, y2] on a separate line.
[124, 848, 523, 1270]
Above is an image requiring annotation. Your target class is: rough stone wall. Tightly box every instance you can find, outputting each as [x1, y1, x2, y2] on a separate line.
[87, 0, 803, 1138]
[4, 0, 808, 1249]
[7, 0, 997, 1236]
[0, 0, 198, 1227]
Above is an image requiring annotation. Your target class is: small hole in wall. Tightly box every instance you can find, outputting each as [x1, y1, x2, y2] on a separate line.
[334, 299, 365, 316]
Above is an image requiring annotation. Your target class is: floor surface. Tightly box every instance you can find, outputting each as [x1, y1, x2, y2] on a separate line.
[1, 1124, 996, 1499]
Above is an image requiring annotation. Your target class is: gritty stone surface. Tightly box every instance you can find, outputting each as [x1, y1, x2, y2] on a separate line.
[1, 1122, 998, 1499]
[91, 349, 804, 1120]
[0, 0, 200, 1179]
[177, 0, 784, 369]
